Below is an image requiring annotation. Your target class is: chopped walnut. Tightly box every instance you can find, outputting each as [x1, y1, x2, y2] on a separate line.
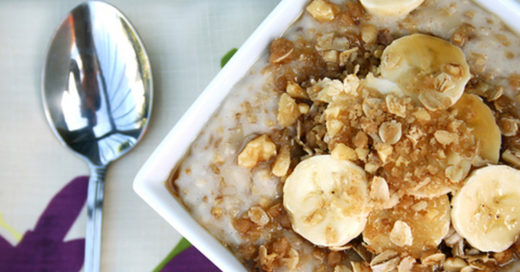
[355, 147, 369, 162]
[237, 135, 277, 168]
[272, 145, 291, 177]
[306, 0, 337, 22]
[277, 93, 301, 127]
[374, 143, 393, 164]
[365, 162, 379, 174]
[390, 220, 413, 247]
[353, 131, 369, 148]
[270, 38, 294, 64]
[248, 206, 270, 226]
[361, 24, 378, 44]
[379, 121, 402, 145]
[286, 81, 309, 99]
[314, 78, 344, 103]
[298, 103, 310, 114]
[331, 143, 358, 161]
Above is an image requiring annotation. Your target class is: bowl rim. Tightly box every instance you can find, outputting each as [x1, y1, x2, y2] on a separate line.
[133, 0, 308, 271]
[133, 0, 520, 271]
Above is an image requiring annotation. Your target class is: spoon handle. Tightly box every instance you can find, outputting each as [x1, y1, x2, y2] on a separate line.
[85, 165, 107, 272]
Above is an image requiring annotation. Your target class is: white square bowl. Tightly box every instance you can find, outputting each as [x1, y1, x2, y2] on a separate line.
[134, 1, 520, 271]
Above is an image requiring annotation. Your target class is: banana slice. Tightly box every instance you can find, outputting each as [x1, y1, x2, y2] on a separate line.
[380, 33, 471, 110]
[283, 155, 370, 247]
[360, 0, 425, 17]
[363, 195, 451, 257]
[452, 94, 501, 164]
[451, 165, 520, 252]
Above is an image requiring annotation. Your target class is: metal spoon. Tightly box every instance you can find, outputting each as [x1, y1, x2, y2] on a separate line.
[41, 2, 152, 271]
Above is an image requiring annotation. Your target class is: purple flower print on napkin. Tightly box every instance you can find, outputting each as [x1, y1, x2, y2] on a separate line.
[161, 246, 220, 272]
[0, 176, 88, 272]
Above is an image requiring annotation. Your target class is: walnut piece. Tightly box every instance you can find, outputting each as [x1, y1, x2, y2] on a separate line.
[277, 93, 301, 127]
[237, 135, 277, 168]
[331, 143, 358, 161]
[248, 206, 270, 226]
[298, 103, 310, 114]
[306, 0, 337, 22]
[286, 81, 309, 99]
[374, 143, 393, 163]
[390, 220, 413, 247]
[272, 145, 291, 177]
[361, 24, 378, 44]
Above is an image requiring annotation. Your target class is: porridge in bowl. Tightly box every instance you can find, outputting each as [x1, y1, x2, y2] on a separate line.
[168, 0, 520, 271]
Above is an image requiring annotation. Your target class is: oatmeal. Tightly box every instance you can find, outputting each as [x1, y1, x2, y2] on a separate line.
[169, 0, 520, 271]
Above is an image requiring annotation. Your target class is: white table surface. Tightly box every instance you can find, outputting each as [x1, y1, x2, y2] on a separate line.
[0, 0, 279, 270]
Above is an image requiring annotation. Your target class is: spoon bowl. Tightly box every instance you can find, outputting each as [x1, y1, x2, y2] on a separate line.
[42, 2, 152, 271]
